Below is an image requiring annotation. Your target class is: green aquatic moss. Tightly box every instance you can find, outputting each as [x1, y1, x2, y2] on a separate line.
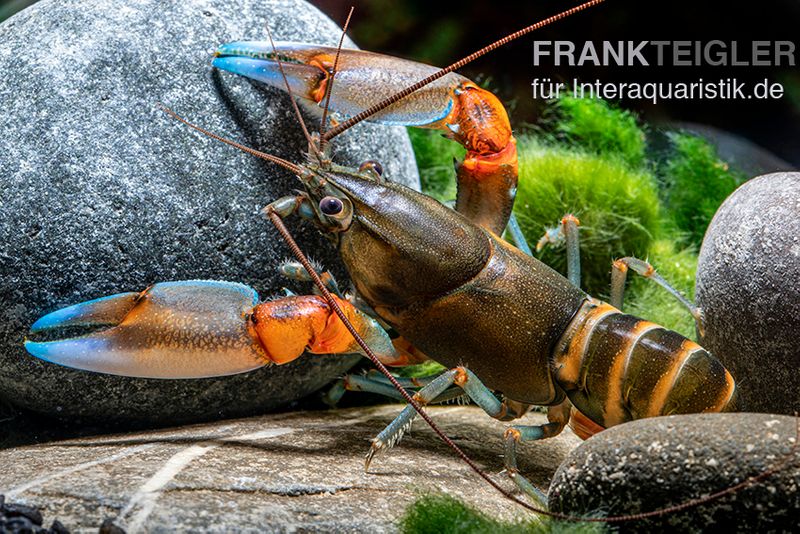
[777, 71, 800, 115]
[660, 132, 742, 246]
[397, 360, 446, 378]
[514, 137, 662, 297]
[400, 493, 606, 534]
[550, 95, 647, 168]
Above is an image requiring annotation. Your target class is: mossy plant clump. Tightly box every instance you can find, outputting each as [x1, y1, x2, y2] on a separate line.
[400, 493, 606, 534]
[660, 132, 743, 246]
[516, 96, 663, 299]
[549, 94, 647, 169]
[397, 359, 446, 378]
[514, 137, 662, 297]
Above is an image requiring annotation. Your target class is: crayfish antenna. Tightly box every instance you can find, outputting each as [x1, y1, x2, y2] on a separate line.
[319, 6, 355, 146]
[158, 104, 305, 176]
[262, 23, 326, 164]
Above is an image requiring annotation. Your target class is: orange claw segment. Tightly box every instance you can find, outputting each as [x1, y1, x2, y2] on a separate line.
[455, 137, 518, 236]
[460, 136, 518, 178]
[312, 299, 365, 354]
[306, 54, 336, 103]
[440, 82, 513, 156]
[251, 294, 357, 364]
[251, 294, 400, 366]
[435, 81, 518, 236]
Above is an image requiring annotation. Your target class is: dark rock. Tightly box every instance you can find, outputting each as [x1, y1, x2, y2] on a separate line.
[5, 503, 43, 525]
[696, 172, 800, 415]
[548, 413, 800, 532]
[0, 494, 69, 533]
[2, 518, 33, 533]
[0, 0, 419, 423]
[98, 519, 123, 534]
[0, 406, 581, 532]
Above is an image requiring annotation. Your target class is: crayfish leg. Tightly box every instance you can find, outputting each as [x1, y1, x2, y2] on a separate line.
[503, 400, 571, 508]
[365, 366, 533, 471]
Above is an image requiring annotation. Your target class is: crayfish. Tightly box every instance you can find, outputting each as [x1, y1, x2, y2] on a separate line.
[24, 0, 740, 514]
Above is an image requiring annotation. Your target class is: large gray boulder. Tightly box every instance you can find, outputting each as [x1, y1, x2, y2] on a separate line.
[0, 0, 419, 423]
[549, 413, 800, 532]
[0, 406, 581, 532]
[696, 173, 800, 415]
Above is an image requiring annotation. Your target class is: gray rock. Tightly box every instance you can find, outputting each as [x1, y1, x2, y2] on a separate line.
[696, 173, 800, 415]
[0, 406, 582, 532]
[0, 0, 419, 423]
[548, 413, 800, 532]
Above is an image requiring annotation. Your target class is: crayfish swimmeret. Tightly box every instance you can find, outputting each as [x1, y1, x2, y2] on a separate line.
[24, 0, 737, 507]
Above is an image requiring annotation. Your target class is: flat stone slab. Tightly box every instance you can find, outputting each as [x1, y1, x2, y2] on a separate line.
[0, 406, 582, 532]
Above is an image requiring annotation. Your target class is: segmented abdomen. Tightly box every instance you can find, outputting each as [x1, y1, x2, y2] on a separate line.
[551, 299, 738, 429]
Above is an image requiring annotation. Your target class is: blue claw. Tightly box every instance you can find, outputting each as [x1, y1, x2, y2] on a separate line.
[30, 291, 139, 333]
[25, 281, 270, 379]
[213, 41, 325, 104]
[25, 337, 117, 372]
[212, 41, 460, 127]
[212, 56, 317, 100]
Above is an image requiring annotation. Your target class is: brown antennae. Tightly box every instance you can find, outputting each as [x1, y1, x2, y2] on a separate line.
[267, 208, 800, 523]
[320, 6, 355, 141]
[159, 104, 304, 176]
[322, 0, 605, 142]
[263, 23, 324, 162]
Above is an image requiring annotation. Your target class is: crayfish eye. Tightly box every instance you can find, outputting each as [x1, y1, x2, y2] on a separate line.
[319, 196, 344, 216]
[358, 160, 383, 178]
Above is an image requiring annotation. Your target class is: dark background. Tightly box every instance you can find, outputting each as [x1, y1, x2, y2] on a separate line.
[309, 0, 800, 167]
[2, 0, 798, 165]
